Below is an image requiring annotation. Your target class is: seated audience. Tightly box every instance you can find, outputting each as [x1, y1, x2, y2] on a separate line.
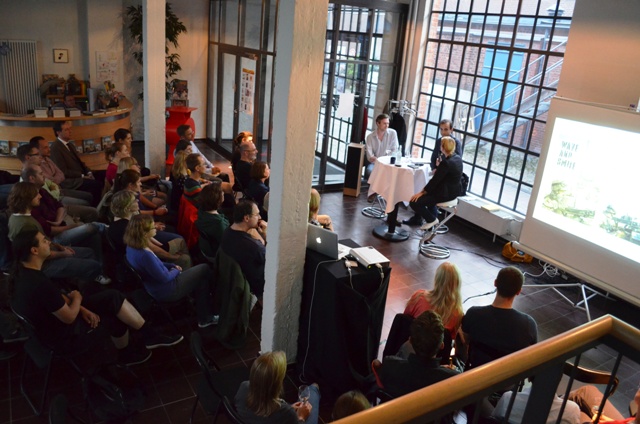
[233, 140, 257, 193]
[23, 165, 101, 237]
[104, 142, 130, 185]
[235, 351, 320, 424]
[7, 182, 106, 284]
[114, 170, 168, 218]
[220, 201, 267, 298]
[195, 184, 229, 261]
[108, 191, 191, 271]
[374, 310, 459, 400]
[10, 230, 182, 367]
[20, 141, 92, 207]
[30, 136, 91, 206]
[49, 121, 102, 205]
[331, 390, 371, 421]
[245, 161, 270, 220]
[461, 266, 537, 369]
[404, 261, 463, 341]
[308, 188, 333, 232]
[117, 157, 167, 207]
[170, 149, 189, 211]
[124, 214, 217, 328]
[403, 136, 462, 229]
[230, 131, 253, 170]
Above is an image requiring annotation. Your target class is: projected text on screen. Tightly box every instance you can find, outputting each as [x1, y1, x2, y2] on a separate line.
[532, 117, 640, 264]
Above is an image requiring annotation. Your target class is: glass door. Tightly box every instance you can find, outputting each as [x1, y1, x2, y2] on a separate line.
[314, 2, 407, 189]
[216, 48, 263, 158]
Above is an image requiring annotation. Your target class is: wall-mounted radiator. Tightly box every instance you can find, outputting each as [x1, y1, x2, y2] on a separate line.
[0, 40, 41, 114]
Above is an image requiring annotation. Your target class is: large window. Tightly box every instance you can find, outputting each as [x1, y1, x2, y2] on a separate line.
[413, 0, 573, 214]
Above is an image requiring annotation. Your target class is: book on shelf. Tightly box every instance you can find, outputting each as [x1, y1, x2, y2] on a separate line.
[67, 108, 81, 117]
[82, 110, 106, 116]
[34, 108, 48, 118]
[83, 139, 96, 154]
[72, 141, 83, 154]
[0, 140, 9, 155]
[101, 136, 113, 149]
[52, 107, 65, 118]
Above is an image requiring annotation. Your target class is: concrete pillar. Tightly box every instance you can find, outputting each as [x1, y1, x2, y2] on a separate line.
[261, 0, 329, 358]
[142, 0, 166, 173]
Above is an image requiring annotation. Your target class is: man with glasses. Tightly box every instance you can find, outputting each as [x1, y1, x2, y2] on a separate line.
[233, 141, 258, 193]
[220, 200, 267, 298]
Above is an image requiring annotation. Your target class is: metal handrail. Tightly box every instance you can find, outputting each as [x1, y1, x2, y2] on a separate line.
[334, 315, 640, 423]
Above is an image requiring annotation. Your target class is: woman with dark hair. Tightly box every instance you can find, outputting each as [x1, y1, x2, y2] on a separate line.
[245, 161, 270, 220]
[124, 214, 217, 328]
[116, 158, 167, 207]
[235, 351, 320, 424]
[195, 183, 229, 261]
[104, 142, 129, 185]
[114, 170, 168, 217]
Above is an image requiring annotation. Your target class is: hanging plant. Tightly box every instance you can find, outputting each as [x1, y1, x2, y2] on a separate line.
[126, 3, 187, 100]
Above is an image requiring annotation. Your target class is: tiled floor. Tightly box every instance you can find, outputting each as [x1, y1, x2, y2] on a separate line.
[1, 142, 638, 423]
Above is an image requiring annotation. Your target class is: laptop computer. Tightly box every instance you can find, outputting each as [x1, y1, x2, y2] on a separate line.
[306, 223, 350, 259]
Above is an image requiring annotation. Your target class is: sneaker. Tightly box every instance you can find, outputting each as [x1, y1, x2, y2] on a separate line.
[95, 275, 112, 285]
[198, 315, 219, 328]
[402, 216, 423, 226]
[420, 218, 439, 231]
[118, 345, 152, 366]
[144, 333, 184, 350]
[250, 294, 258, 311]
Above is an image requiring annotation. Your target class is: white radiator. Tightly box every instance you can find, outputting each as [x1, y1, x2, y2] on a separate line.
[0, 40, 41, 114]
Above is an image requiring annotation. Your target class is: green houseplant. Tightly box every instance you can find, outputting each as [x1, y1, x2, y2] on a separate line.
[126, 3, 187, 100]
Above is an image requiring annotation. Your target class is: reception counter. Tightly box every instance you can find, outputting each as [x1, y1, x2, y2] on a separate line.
[0, 98, 132, 174]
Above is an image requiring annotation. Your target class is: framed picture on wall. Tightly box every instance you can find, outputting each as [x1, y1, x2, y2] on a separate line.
[53, 49, 69, 63]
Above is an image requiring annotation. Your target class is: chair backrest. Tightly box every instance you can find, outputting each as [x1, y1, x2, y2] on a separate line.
[222, 396, 246, 424]
[562, 362, 619, 395]
[177, 195, 200, 249]
[123, 256, 144, 287]
[383, 313, 414, 358]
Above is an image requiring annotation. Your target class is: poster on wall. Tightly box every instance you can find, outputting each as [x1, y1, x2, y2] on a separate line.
[96, 51, 120, 83]
[240, 68, 255, 116]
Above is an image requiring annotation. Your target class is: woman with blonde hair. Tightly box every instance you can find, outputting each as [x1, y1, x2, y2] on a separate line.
[170, 150, 189, 211]
[308, 189, 334, 232]
[404, 261, 464, 340]
[124, 214, 217, 328]
[235, 351, 320, 424]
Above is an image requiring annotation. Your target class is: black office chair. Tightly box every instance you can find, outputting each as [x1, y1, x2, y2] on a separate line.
[11, 306, 84, 416]
[189, 332, 249, 424]
[221, 396, 246, 424]
[122, 257, 191, 332]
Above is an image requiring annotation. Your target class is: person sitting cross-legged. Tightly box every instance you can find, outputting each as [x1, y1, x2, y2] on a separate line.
[9, 230, 183, 367]
[124, 214, 218, 328]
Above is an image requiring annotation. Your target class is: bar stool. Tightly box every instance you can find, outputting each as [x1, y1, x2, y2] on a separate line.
[362, 195, 387, 219]
[419, 198, 458, 259]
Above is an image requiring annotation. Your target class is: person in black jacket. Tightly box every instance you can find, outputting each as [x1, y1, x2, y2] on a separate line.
[405, 137, 462, 230]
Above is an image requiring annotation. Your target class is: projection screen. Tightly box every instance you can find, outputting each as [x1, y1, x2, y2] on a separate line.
[517, 97, 640, 307]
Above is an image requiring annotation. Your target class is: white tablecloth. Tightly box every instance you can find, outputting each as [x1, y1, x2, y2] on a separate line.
[367, 156, 429, 213]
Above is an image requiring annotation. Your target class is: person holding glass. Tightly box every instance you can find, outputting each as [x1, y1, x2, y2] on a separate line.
[234, 351, 320, 424]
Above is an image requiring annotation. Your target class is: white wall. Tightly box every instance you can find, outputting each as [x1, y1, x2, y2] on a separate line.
[558, 0, 640, 107]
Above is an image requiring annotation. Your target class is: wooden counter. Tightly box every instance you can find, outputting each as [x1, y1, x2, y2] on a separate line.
[0, 99, 132, 175]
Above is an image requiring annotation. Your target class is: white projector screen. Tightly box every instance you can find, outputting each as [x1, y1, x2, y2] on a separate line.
[518, 97, 640, 307]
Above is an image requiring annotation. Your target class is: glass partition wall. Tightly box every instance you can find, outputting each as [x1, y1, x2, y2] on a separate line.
[315, 1, 407, 188]
[208, 0, 278, 162]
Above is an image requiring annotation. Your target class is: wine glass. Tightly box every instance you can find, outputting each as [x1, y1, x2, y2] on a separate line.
[298, 385, 310, 403]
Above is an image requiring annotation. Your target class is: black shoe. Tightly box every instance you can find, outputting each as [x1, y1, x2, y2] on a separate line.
[144, 333, 184, 350]
[118, 345, 152, 366]
[402, 216, 423, 226]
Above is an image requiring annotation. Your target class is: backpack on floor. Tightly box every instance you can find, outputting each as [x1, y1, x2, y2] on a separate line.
[83, 363, 146, 421]
[502, 241, 533, 263]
